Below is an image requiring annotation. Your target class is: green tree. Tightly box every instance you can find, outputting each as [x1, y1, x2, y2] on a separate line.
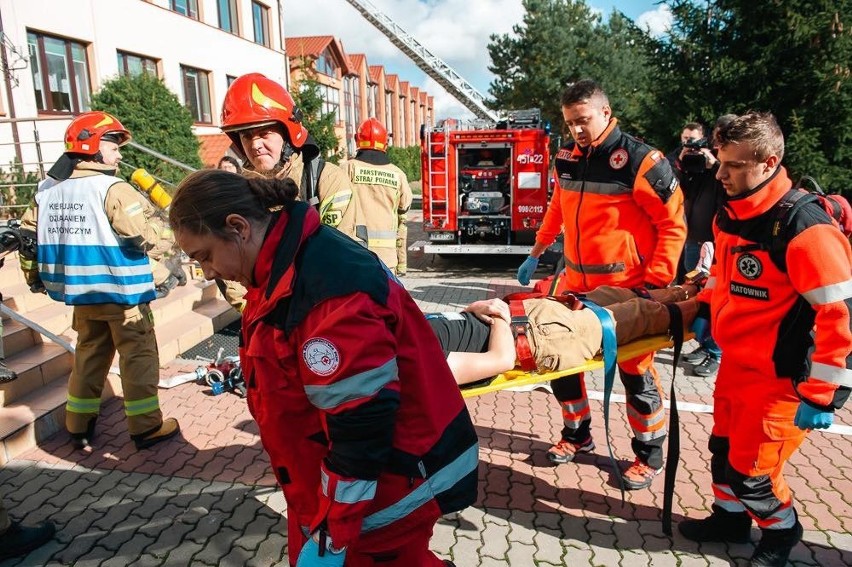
[487, 0, 656, 145]
[292, 60, 343, 163]
[387, 146, 421, 182]
[90, 73, 201, 186]
[655, 0, 852, 193]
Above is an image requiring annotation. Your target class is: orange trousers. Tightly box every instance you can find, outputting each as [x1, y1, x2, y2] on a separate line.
[709, 363, 807, 529]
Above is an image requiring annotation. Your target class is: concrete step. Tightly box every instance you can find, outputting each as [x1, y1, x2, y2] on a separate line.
[0, 342, 73, 407]
[0, 377, 67, 465]
[0, 274, 239, 460]
[0, 253, 27, 290]
[2, 317, 42, 358]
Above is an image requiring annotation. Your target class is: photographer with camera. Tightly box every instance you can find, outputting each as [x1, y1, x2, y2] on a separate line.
[669, 117, 735, 376]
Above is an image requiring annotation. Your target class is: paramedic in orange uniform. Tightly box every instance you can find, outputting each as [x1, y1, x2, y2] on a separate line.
[678, 112, 852, 567]
[516, 79, 686, 490]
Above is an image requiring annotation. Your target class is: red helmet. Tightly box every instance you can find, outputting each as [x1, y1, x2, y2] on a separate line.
[356, 117, 388, 152]
[221, 73, 308, 155]
[64, 111, 131, 156]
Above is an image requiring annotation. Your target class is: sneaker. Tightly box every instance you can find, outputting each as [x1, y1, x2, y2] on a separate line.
[0, 359, 17, 383]
[678, 504, 752, 543]
[682, 345, 709, 364]
[621, 457, 663, 490]
[751, 519, 803, 566]
[546, 437, 595, 464]
[132, 418, 181, 450]
[0, 520, 56, 560]
[694, 356, 720, 377]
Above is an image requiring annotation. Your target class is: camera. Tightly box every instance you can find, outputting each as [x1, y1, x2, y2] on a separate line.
[681, 138, 712, 174]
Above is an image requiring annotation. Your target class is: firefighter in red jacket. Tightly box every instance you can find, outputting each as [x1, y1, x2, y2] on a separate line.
[517, 80, 686, 489]
[678, 112, 852, 566]
[169, 170, 475, 567]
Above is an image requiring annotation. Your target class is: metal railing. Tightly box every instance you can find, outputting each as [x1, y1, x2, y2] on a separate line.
[0, 116, 198, 216]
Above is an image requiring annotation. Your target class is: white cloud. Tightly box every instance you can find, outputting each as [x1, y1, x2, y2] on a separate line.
[282, 0, 523, 119]
[635, 4, 673, 37]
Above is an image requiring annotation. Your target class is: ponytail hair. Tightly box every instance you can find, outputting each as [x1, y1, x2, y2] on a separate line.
[169, 169, 298, 237]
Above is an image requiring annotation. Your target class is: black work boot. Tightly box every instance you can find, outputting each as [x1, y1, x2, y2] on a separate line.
[678, 504, 752, 543]
[0, 520, 56, 560]
[751, 519, 803, 567]
[0, 359, 17, 383]
[70, 417, 97, 450]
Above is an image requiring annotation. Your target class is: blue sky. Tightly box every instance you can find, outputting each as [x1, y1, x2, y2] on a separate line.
[284, 0, 673, 118]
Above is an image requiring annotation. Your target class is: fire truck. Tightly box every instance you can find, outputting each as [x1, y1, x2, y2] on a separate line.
[341, 0, 557, 255]
[418, 109, 551, 254]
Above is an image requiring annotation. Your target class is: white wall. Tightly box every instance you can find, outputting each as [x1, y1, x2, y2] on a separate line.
[0, 0, 286, 171]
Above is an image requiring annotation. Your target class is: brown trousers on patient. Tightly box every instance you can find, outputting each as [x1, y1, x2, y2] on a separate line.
[522, 285, 690, 372]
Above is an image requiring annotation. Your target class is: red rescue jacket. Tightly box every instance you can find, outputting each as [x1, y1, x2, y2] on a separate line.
[240, 202, 478, 550]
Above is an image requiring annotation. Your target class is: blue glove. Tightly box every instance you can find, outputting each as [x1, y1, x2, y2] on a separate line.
[794, 403, 834, 430]
[296, 537, 346, 567]
[690, 316, 710, 344]
[517, 255, 539, 285]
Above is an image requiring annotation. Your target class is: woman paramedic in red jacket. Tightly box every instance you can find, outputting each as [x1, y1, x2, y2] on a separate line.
[169, 169, 475, 567]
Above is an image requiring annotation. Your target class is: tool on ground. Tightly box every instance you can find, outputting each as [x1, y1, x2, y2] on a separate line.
[198, 347, 246, 397]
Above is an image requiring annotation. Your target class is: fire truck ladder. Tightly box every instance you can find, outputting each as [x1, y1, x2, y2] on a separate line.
[342, 0, 498, 122]
[425, 128, 450, 227]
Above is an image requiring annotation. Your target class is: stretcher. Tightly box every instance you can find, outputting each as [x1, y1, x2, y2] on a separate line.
[459, 333, 686, 398]
[458, 298, 691, 537]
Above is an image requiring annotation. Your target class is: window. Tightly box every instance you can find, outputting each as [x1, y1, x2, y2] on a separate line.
[218, 0, 238, 33]
[316, 49, 338, 77]
[27, 31, 91, 113]
[252, 2, 269, 47]
[319, 84, 340, 123]
[171, 0, 199, 19]
[385, 91, 393, 141]
[181, 65, 212, 123]
[117, 51, 157, 78]
[352, 79, 361, 127]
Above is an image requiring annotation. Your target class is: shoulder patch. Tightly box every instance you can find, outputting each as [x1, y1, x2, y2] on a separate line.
[609, 148, 628, 170]
[643, 158, 678, 204]
[302, 337, 340, 376]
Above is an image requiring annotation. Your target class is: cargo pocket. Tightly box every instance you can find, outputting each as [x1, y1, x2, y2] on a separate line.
[755, 416, 805, 473]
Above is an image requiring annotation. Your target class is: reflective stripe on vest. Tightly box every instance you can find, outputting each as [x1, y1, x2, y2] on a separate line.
[558, 178, 632, 196]
[361, 442, 478, 532]
[304, 357, 398, 411]
[36, 175, 155, 306]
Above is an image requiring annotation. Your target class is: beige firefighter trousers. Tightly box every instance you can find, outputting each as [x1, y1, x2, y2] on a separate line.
[66, 303, 162, 437]
[523, 286, 690, 373]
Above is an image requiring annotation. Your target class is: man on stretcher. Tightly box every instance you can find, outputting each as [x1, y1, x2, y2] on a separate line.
[427, 284, 700, 386]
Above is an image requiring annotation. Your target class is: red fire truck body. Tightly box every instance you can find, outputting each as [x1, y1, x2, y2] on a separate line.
[419, 111, 551, 254]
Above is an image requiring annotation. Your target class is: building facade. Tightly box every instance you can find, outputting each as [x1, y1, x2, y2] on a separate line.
[0, 0, 435, 173]
[0, 0, 288, 171]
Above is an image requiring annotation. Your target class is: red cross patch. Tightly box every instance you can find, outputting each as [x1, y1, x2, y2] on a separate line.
[609, 148, 628, 170]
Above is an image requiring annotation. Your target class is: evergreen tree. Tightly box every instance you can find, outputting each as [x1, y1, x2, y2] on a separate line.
[90, 73, 202, 186]
[291, 60, 343, 163]
[655, 0, 852, 193]
[487, 0, 656, 145]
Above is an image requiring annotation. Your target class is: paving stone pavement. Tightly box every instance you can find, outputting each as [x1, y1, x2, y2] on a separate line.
[2, 214, 850, 566]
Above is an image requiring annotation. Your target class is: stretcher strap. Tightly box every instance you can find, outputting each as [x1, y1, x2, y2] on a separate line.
[508, 298, 536, 371]
[662, 303, 684, 536]
[578, 298, 623, 500]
